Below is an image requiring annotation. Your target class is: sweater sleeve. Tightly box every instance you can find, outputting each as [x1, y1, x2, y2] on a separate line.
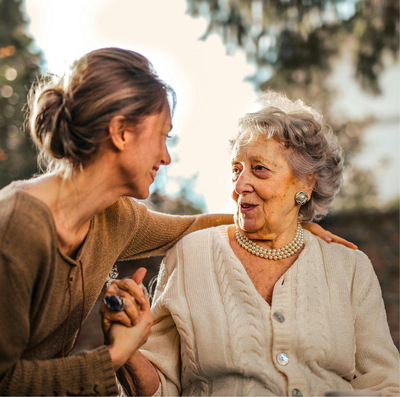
[350, 250, 400, 394]
[1, 346, 117, 396]
[139, 253, 182, 396]
[116, 198, 233, 260]
[0, 249, 118, 396]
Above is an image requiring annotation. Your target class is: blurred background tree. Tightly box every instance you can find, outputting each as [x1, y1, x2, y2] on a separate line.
[0, 0, 41, 187]
[185, 0, 399, 211]
[2, 0, 397, 211]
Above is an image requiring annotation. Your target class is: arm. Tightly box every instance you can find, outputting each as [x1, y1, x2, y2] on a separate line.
[116, 198, 356, 261]
[116, 198, 233, 260]
[0, 252, 118, 396]
[116, 351, 160, 396]
[116, 259, 182, 396]
[350, 251, 400, 394]
[100, 268, 165, 396]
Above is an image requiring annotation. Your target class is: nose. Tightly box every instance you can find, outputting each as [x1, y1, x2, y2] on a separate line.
[234, 169, 254, 195]
[161, 145, 171, 166]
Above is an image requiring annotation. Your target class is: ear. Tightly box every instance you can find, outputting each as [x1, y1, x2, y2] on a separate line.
[108, 115, 127, 151]
[304, 174, 316, 196]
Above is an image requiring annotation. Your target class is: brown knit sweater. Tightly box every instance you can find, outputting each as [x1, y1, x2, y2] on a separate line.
[0, 182, 233, 396]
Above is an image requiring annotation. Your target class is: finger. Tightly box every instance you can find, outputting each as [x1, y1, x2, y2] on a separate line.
[131, 267, 147, 285]
[102, 297, 142, 326]
[139, 294, 151, 313]
[112, 278, 147, 305]
[104, 282, 122, 296]
[103, 308, 134, 328]
[302, 221, 358, 250]
[325, 233, 358, 250]
[102, 286, 145, 327]
[123, 298, 141, 326]
[104, 288, 136, 305]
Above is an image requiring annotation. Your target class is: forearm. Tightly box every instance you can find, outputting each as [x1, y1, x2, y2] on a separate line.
[117, 351, 160, 396]
[119, 210, 234, 260]
[0, 346, 117, 396]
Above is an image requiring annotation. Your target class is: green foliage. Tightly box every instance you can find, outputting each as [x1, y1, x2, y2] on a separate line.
[186, 0, 399, 211]
[0, 0, 42, 188]
[186, 0, 398, 93]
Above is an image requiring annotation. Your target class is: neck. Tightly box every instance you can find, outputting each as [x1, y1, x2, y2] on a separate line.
[240, 217, 300, 250]
[20, 161, 123, 250]
[236, 222, 304, 261]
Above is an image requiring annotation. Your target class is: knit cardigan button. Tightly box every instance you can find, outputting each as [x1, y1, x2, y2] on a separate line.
[292, 389, 303, 397]
[273, 311, 285, 323]
[276, 352, 289, 365]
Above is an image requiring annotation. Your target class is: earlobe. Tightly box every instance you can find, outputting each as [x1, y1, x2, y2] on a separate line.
[306, 174, 316, 196]
[108, 115, 127, 151]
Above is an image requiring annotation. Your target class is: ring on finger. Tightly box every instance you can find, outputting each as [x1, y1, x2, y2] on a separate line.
[104, 295, 125, 313]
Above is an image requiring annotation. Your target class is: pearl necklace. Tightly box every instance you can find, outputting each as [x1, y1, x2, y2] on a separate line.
[235, 222, 304, 260]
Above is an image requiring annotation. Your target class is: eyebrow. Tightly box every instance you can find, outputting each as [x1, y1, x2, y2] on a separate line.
[232, 154, 278, 168]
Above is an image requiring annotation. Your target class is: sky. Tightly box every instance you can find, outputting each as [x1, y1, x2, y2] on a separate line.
[24, 0, 399, 213]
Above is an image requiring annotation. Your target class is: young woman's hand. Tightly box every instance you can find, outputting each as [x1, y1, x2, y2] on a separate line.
[100, 268, 153, 370]
[302, 222, 358, 250]
[107, 301, 153, 371]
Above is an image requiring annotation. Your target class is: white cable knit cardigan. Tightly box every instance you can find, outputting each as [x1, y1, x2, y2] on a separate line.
[141, 226, 400, 396]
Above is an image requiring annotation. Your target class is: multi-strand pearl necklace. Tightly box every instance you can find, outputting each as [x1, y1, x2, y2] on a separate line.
[235, 222, 304, 260]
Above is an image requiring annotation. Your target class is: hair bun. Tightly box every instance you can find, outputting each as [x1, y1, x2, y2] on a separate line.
[30, 84, 76, 162]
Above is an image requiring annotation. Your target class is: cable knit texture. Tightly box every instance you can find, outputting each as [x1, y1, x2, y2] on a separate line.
[140, 225, 400, 396]
[0, 182, 232, 396]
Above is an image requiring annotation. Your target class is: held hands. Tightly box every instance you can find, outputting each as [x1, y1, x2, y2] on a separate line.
[100, 267, 153, 370]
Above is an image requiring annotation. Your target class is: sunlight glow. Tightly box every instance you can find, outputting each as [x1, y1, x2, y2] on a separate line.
[24, 0, 258, 213]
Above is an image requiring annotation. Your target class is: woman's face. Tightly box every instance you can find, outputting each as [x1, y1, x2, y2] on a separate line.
[118, 106, 172, 199]
[231, 134, 307, 238]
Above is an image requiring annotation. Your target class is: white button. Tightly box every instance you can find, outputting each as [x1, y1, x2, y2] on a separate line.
[276, 352, 289, 365]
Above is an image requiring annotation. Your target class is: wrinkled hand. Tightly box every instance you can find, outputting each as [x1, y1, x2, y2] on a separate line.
[302, 222, 358, 250]
[107, 294, 153, 371]
[100, 267, 149, 342]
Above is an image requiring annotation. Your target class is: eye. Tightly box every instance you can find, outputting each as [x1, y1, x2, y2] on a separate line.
[232, 165, 241, 174]
[232, 165, 241, 181]
[252, 164, 270, 178]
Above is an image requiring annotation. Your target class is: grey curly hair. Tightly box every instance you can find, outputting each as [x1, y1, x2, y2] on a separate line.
[232, 92, 344, 222]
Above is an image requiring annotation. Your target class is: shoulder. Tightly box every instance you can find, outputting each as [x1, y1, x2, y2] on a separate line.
[308, 231, 371, 269]
[101, 196, 144, 220]
[163, 226, 227, 270]
[96, 196, 147, 232]
[174, 225, 222, 250]
[305, 231, 376, 294]
[100, 196, 188, 231]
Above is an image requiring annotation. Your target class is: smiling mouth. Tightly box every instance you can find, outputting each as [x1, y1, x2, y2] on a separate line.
[239, 202, 257, 212]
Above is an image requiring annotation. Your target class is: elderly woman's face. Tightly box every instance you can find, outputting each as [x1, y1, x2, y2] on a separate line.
[231, 135, 306, 237]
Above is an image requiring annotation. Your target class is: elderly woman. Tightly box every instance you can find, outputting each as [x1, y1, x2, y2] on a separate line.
[107, 92, 400, 396]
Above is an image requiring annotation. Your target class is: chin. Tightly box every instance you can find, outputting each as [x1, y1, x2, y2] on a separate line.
[130, 187, 150, 200]
[138, 191, 150, 200]
[238, 220, 259, 234]
[236, 214, 255, 232]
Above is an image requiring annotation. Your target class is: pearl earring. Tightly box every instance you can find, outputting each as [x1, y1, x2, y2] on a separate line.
[295, 190, 309, 205]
